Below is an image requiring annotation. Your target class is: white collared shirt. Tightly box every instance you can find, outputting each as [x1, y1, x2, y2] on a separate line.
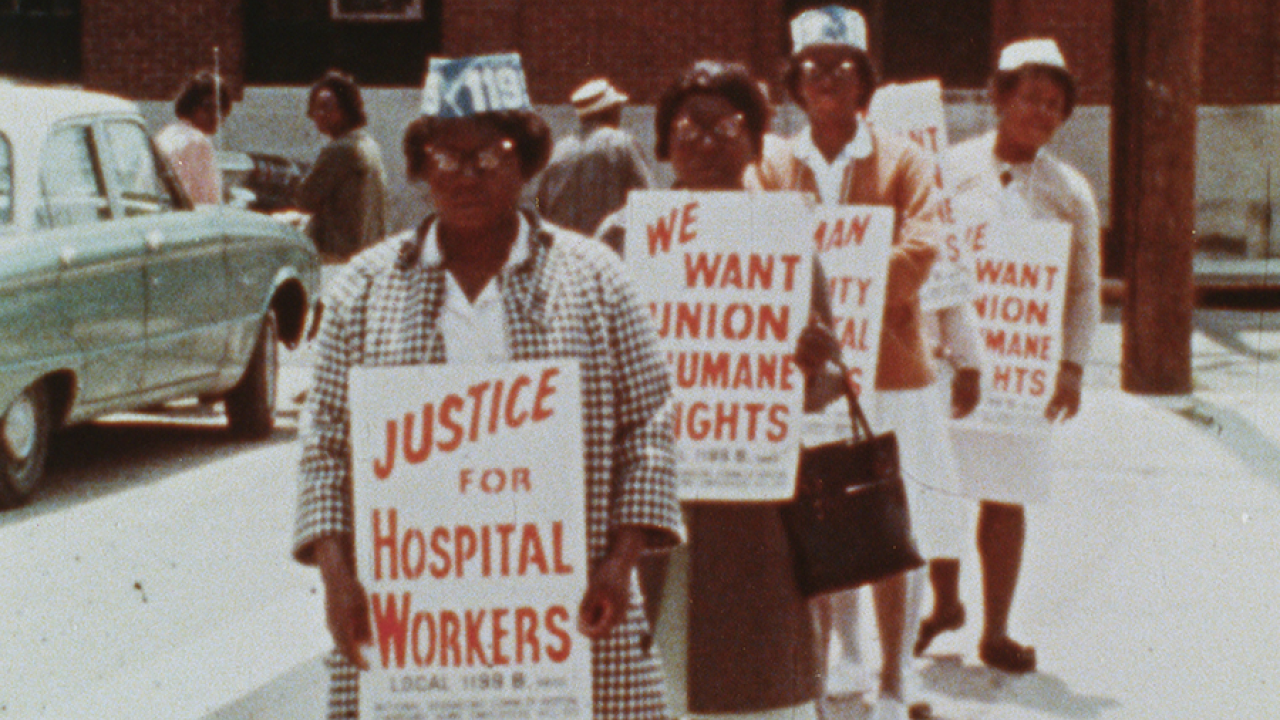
[420, 215, 532, 364]
[791, 120, 873, 203]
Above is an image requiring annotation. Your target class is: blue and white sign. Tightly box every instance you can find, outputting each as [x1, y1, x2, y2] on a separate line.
[422, 53, 533, 118]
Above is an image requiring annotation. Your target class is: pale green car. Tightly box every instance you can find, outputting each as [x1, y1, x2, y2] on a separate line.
[0, 83, 320, 507]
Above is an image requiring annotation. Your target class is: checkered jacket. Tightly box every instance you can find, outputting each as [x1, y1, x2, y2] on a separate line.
[294, 213, 681, 720]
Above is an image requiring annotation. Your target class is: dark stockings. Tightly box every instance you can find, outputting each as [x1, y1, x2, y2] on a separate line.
[977, 501, 1024, 640]
[913, 558, 964, 656]
[976, 500, 1036, 673]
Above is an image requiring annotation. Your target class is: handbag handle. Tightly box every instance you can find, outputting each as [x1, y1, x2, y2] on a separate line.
[832, 357, 875, 442]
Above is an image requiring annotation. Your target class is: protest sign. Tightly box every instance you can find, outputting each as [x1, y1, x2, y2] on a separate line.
[869, 79, 949, 167]
[625, 190, 812, 501]
[799, 204, 894, 443]
[349, 361, 590, 720]
[869, 79, 973, 310]
[953, 217, 1072, 432]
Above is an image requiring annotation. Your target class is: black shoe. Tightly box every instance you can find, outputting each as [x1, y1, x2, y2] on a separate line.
[979, 636, 1037, 674]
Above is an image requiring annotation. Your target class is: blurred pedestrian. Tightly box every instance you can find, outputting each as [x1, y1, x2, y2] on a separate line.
[918, 37, 1101, 674]
[293, 54, 681, 720]
[754, 7, 946, 719]
[155, 70, 233, 205]
[600, 59, 841, 720]
[535, 77, 653, 238]
[296, 70, 388, 265]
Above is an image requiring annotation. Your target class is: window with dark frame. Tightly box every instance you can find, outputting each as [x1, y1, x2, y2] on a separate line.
[330, 0, 424, 21]
[244, 0, 441, 86]
[0, 0, 80, 82]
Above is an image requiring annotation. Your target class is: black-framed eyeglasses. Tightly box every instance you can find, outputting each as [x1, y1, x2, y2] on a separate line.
[425, 138, 516, 174]
[799, 58, 858, 84]
[672, 114, 747, 145]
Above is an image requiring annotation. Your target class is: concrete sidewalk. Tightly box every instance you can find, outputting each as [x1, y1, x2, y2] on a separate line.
[823, 311, 1280, 720]
[209, 312, 1280, 719]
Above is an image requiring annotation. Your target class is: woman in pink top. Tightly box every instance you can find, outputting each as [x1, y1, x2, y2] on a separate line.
[155, 71, 232, 205]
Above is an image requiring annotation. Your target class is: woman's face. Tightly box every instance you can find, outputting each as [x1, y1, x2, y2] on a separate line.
[308, 88, 347, 138]
[795, 45, 864, 124]
[421, 119, 525, 234]
[668, 93, 755, 190]
[996, 70, 1069, 156]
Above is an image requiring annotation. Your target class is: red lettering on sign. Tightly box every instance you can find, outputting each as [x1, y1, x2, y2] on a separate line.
[647, 201, 700, 255]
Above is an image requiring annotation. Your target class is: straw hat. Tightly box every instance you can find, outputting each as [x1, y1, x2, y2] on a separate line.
[571, 78, 628, 118]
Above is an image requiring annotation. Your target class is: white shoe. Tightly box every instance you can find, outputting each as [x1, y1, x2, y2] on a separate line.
[868, 697, 908, 720]
[824, 657, 874, 697]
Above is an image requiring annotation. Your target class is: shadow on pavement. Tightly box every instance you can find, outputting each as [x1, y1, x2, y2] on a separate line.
[0, 402, 298, 526]
[1173, 399, 1280, 492]
[916, 655, 1120, 719]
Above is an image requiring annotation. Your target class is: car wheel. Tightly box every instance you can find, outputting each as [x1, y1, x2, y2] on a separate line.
[226, 309, 278, 439]
[0, 383, 52, 508]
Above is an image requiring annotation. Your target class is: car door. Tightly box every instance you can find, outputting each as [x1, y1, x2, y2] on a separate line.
[97, 118, 231, 391]
[41, 120, 147, 405]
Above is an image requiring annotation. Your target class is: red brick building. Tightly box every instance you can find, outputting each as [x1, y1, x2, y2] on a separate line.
[2, 0, 1277, 106]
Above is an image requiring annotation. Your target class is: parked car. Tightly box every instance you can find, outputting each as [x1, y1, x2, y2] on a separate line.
[216, 150, 310, 213]
[0, 82, 320, 507]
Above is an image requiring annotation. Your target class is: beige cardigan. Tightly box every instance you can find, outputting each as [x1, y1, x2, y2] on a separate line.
[751, 125, 943, 390]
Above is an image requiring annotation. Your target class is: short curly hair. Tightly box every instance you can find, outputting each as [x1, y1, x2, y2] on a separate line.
[173, 71, 233, 120]
[992, 64, 1078, 120]
[403, 111, 554, 181]
[309, 70, 368, 132]
[654, 60, 770, 162]
[782, 46, 877, 112]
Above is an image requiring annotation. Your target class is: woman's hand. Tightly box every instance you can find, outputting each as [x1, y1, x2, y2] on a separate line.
[316, 535, 372, 669]
[795, 321, 840, 378]
[578, 527, 646, 639]
[1045, 361, 1084, 422]
[951, 367, 981, 418]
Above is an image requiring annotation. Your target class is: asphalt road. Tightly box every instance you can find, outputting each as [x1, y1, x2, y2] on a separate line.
[0, 349, 328, 720]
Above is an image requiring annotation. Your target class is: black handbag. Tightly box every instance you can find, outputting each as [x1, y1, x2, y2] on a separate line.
[781, 370, 925, 597]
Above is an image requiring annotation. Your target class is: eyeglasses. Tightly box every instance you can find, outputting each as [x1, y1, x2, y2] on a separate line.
[799, 58, 859, 84]
[424, 138, 516, 174]
[672, 114, 747, 145]
[1009, 89, 1067, 117]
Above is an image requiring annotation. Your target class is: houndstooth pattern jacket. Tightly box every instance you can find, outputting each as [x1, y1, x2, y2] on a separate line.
[294, 213, 682, 720]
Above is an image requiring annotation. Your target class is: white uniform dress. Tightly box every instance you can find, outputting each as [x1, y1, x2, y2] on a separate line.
[943, 130, 1101, 504]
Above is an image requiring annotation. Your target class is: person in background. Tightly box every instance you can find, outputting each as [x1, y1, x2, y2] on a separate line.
[754, 7, 945, 720]
[155, 70, 233, 206]
[296, 70, 388, 265]
[599, 59, 840, 720]
[293, 54, 682, 720]
[535, 77, 653, 238]
[918, 37, 1101, 675]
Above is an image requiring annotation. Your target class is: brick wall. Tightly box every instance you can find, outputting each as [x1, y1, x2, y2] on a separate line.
[71, 0, 1279, 106]
[82, 0, 243, 101]
[1201, 0, 1277, 104]
[443, 0, 784, 104]
[996, 0, 1277, 104]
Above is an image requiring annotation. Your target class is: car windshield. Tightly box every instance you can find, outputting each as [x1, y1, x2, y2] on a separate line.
[0, 134, 12, 225]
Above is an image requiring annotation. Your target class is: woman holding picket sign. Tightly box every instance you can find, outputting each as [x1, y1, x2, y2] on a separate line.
[914, 38, 1101, 675]
[293, 54, 682, 720]
[753, 7, 947, 720]
[597, 59, 842, 720]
